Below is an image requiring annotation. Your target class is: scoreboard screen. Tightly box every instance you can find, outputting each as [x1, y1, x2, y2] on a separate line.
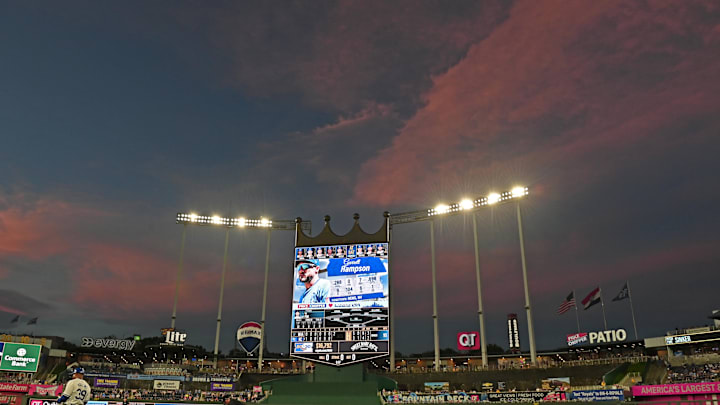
[290, 242, 389, 366]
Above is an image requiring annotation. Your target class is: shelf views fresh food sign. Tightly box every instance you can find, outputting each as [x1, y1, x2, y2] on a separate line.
[0, 343, 42, 372]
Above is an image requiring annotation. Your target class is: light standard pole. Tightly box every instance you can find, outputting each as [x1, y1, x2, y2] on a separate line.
[170, 224, 187, 329]
[513, 188, 537, 365]
[471, 212, 488, 367]
[213, 228, 231, 367]
[258, 228, 271, 372]
[429, 220, 440, 372]
[388, 186, 531, 371]
[174, 214, 310, 369]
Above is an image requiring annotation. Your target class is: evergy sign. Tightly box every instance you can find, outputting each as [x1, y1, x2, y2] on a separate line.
[632, 382, 720, 397]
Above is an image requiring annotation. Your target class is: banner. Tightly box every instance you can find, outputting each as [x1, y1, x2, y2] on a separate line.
[28, 385, 64, 396]
[0, 394, 23, 405]
[85, 372, 126, 379]
[424, 382, 449, 392]
[567, 333, 588, 346]
[571, 390, 624, 401]
[631, 382, 720, 396]
[190, 376, 233, 383]
[0, 342, 42, 372]
[94, 378, 120, 388]
[385, 393, 481, 403]
[153, 380, 180, 390]
[486, 391, 554, 402]
[129, 375, 184, 381]
[541, 378, 570, 390]
[210, 383, 233, 392]
[0, 384, 28, 393]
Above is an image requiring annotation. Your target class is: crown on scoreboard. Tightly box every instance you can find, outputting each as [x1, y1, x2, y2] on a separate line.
[294, 212, 389, 247]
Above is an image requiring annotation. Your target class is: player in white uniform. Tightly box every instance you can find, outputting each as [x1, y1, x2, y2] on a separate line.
[58, 367, 91, 405]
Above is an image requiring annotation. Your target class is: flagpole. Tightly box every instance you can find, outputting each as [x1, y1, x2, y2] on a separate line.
[600, 290, 608, 330]
[573, 290, 581, 333]
[627, 281, 639, 339]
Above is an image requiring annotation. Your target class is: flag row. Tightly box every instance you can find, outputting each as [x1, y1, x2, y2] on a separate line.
[557, 282, 630, 315]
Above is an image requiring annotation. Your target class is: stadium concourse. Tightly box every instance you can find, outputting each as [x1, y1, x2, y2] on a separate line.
[0, 323, 719, 404]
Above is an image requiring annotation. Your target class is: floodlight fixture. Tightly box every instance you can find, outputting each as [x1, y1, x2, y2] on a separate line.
[434, 204, 450, 215]
[176, 213, 272, 228]
[512, 186, 528, 198]
[424, 187, 528, 217]
[486, 193, 501, 205]
[459, 199, 474, 210]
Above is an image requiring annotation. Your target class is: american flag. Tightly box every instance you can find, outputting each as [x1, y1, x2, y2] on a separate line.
[557, 291, 576, 315]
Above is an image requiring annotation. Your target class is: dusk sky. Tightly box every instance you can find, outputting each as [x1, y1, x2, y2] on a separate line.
[1, 1, 719, 355]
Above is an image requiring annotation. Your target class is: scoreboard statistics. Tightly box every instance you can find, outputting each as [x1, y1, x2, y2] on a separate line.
[290, 242, 389, 366]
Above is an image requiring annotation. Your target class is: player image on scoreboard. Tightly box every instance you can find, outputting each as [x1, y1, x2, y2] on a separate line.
[291, 242, 390, 366]
[292, 243, 389, 310]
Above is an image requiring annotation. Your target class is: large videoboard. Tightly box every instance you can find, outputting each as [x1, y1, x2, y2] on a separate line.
[290, 243, 389, 366]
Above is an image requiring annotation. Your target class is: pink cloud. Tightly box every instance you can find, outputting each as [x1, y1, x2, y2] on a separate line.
[352, 0, 720, 205]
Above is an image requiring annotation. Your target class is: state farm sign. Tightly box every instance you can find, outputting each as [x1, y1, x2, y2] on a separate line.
[0, 384, 29, 393]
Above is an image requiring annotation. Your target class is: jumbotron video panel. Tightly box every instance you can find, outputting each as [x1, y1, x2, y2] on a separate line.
[290, 243, 389, 366]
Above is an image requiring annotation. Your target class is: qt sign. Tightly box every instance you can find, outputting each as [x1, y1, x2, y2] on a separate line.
[457, 331, 480, 350]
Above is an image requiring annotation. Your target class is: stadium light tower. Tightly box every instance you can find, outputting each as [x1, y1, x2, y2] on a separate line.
[175, 213, 310, 370]
[388, 186, 534, 370]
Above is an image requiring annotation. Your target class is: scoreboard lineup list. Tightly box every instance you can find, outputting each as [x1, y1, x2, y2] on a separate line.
[290, 242, 390, 366]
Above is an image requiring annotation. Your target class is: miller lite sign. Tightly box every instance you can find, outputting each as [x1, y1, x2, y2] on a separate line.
[237, 322, 262, 354]
[161, 328, 187, 346]
[457, 331, 480, 350]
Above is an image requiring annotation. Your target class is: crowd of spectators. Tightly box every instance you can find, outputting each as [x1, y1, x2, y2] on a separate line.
[0, 372, 43, 384]
[91, 388, 263, 403]
[666, 362, 720, 383]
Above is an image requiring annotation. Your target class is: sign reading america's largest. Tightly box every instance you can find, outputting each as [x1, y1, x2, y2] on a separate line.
[290, 243, 389, 366]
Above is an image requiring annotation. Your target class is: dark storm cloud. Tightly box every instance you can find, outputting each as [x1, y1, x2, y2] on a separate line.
[0, 289, 51, 317]
[181, 0, 512, 114]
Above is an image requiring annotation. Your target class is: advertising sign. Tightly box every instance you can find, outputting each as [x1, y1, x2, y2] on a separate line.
[236, 322, 261, 354]
[507, 314, 520, 351]
[81, 337, 136, 351]
[385, 393, 481, 403]
[28, 385, 63, 396]
[424, 382, 449, 392]
[570, 390, 624, 401]
[457, 332, 480, 351]
[0, 343, 42, 372]
[486, 392, 554, 402]
[152, 380, 180, 390]
[94, 378, 120, 388]
[0, 394, 23, 405]
[541, 377, 570, 390]
[160, 329, 186, 346]
[0, 384, 29, 393]
[567, 333, 588, 346]
[290, 243, 389, 366]
[210, 383, 233, 392]
[588, 329, 626, 344]
[190, 376, 233, 383]
[631, 382, 720, 396]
